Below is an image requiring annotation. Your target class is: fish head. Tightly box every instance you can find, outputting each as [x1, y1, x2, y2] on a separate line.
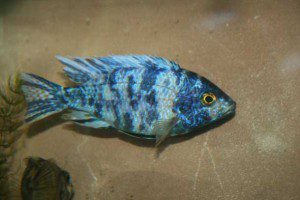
[195, 77, 236, 126]
[176, 72, 236, 130]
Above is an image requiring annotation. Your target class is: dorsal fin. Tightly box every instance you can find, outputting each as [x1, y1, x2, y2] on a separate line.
[56, 55, 182, 85]
[98, 55, 182, 71]
[56, 55, 107, 84]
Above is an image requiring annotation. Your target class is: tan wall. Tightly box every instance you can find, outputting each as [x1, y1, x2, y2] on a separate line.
[1, 0, 299, 199]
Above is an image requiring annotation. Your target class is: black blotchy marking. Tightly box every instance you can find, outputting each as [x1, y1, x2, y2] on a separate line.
[127, 75, 141, 111]
[123, 112, 133, 131]
[139, 65, 164, 127]
[146, 107, 158, 125]
[95, 102, 102, 118]
[77, 87, 86, 106]
[138, 123, 145, 132]
[108, 69, 119, 84]
[140, 61, 165, 92]
[144, 60, 154, 68]
[88, 98, 95, 106]
[130, 99, 139, 110]
[127, 75, 139, 110]
[136, 93, 141, 101]
[109, 83, 121, 99]
[127, 75, 134, 100]
[111, 100, 121, 127]
[108, 69, 121, 99]
[146, 90, 156, 105]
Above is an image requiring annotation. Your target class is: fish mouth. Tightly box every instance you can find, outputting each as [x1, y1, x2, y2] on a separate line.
[224, 101, 236, 116]
[193, 101, 236, 132]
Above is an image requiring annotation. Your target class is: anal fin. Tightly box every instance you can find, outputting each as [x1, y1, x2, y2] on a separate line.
[62, 110, 111, 128]
[62, 110, 93, 121]
[73, 119, 111, 128]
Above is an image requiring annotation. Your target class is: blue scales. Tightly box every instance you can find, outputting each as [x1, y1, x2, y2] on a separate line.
[21, 55, 236, 145]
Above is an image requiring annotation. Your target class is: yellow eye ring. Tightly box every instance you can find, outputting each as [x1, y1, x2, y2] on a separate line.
[202, 93, 216, 106]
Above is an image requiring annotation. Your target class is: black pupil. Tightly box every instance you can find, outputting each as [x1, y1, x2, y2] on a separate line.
[205, 95, 214, 103]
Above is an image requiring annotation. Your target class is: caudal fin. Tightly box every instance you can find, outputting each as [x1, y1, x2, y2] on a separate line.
[21, 73, 67, 123]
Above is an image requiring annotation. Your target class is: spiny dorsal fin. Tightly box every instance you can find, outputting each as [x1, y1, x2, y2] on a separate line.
[56, 55, 105, 84]
[56, 55, 182, 85]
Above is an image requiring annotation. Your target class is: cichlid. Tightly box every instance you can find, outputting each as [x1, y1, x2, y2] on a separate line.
[21, 157, 74, 200]
[21, 55, 236, 145]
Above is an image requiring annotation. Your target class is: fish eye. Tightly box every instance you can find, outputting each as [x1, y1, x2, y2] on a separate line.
[202, 93, 216, 106]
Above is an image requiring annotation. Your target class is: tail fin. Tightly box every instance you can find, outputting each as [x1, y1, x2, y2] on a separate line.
[21, 73, 67, 123]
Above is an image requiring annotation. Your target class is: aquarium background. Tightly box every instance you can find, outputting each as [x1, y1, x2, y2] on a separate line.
[0, 0, 299, 199]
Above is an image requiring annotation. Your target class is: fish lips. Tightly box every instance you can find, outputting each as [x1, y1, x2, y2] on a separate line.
[224, 101, 236, 117]
[211, 100, 236, 125]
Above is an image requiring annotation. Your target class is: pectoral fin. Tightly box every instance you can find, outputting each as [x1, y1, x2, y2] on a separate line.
[152, 117, 178, 147]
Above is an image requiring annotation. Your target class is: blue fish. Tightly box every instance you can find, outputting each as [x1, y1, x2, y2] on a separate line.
[21, 55, 236, 145]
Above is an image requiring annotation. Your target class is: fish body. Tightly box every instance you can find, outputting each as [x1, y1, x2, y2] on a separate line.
[21, 55, 236, 144]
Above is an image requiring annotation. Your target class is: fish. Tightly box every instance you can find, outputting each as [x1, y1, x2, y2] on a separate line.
[21, 55, 236, 145]
[21, 157, 74, 200]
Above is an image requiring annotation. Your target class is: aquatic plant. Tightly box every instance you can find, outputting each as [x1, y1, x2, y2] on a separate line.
[0, 73, 26, 199]
[0, 73, 74, 199]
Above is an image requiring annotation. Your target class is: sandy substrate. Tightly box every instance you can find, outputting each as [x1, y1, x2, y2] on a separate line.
[0, 0, 299, 199]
